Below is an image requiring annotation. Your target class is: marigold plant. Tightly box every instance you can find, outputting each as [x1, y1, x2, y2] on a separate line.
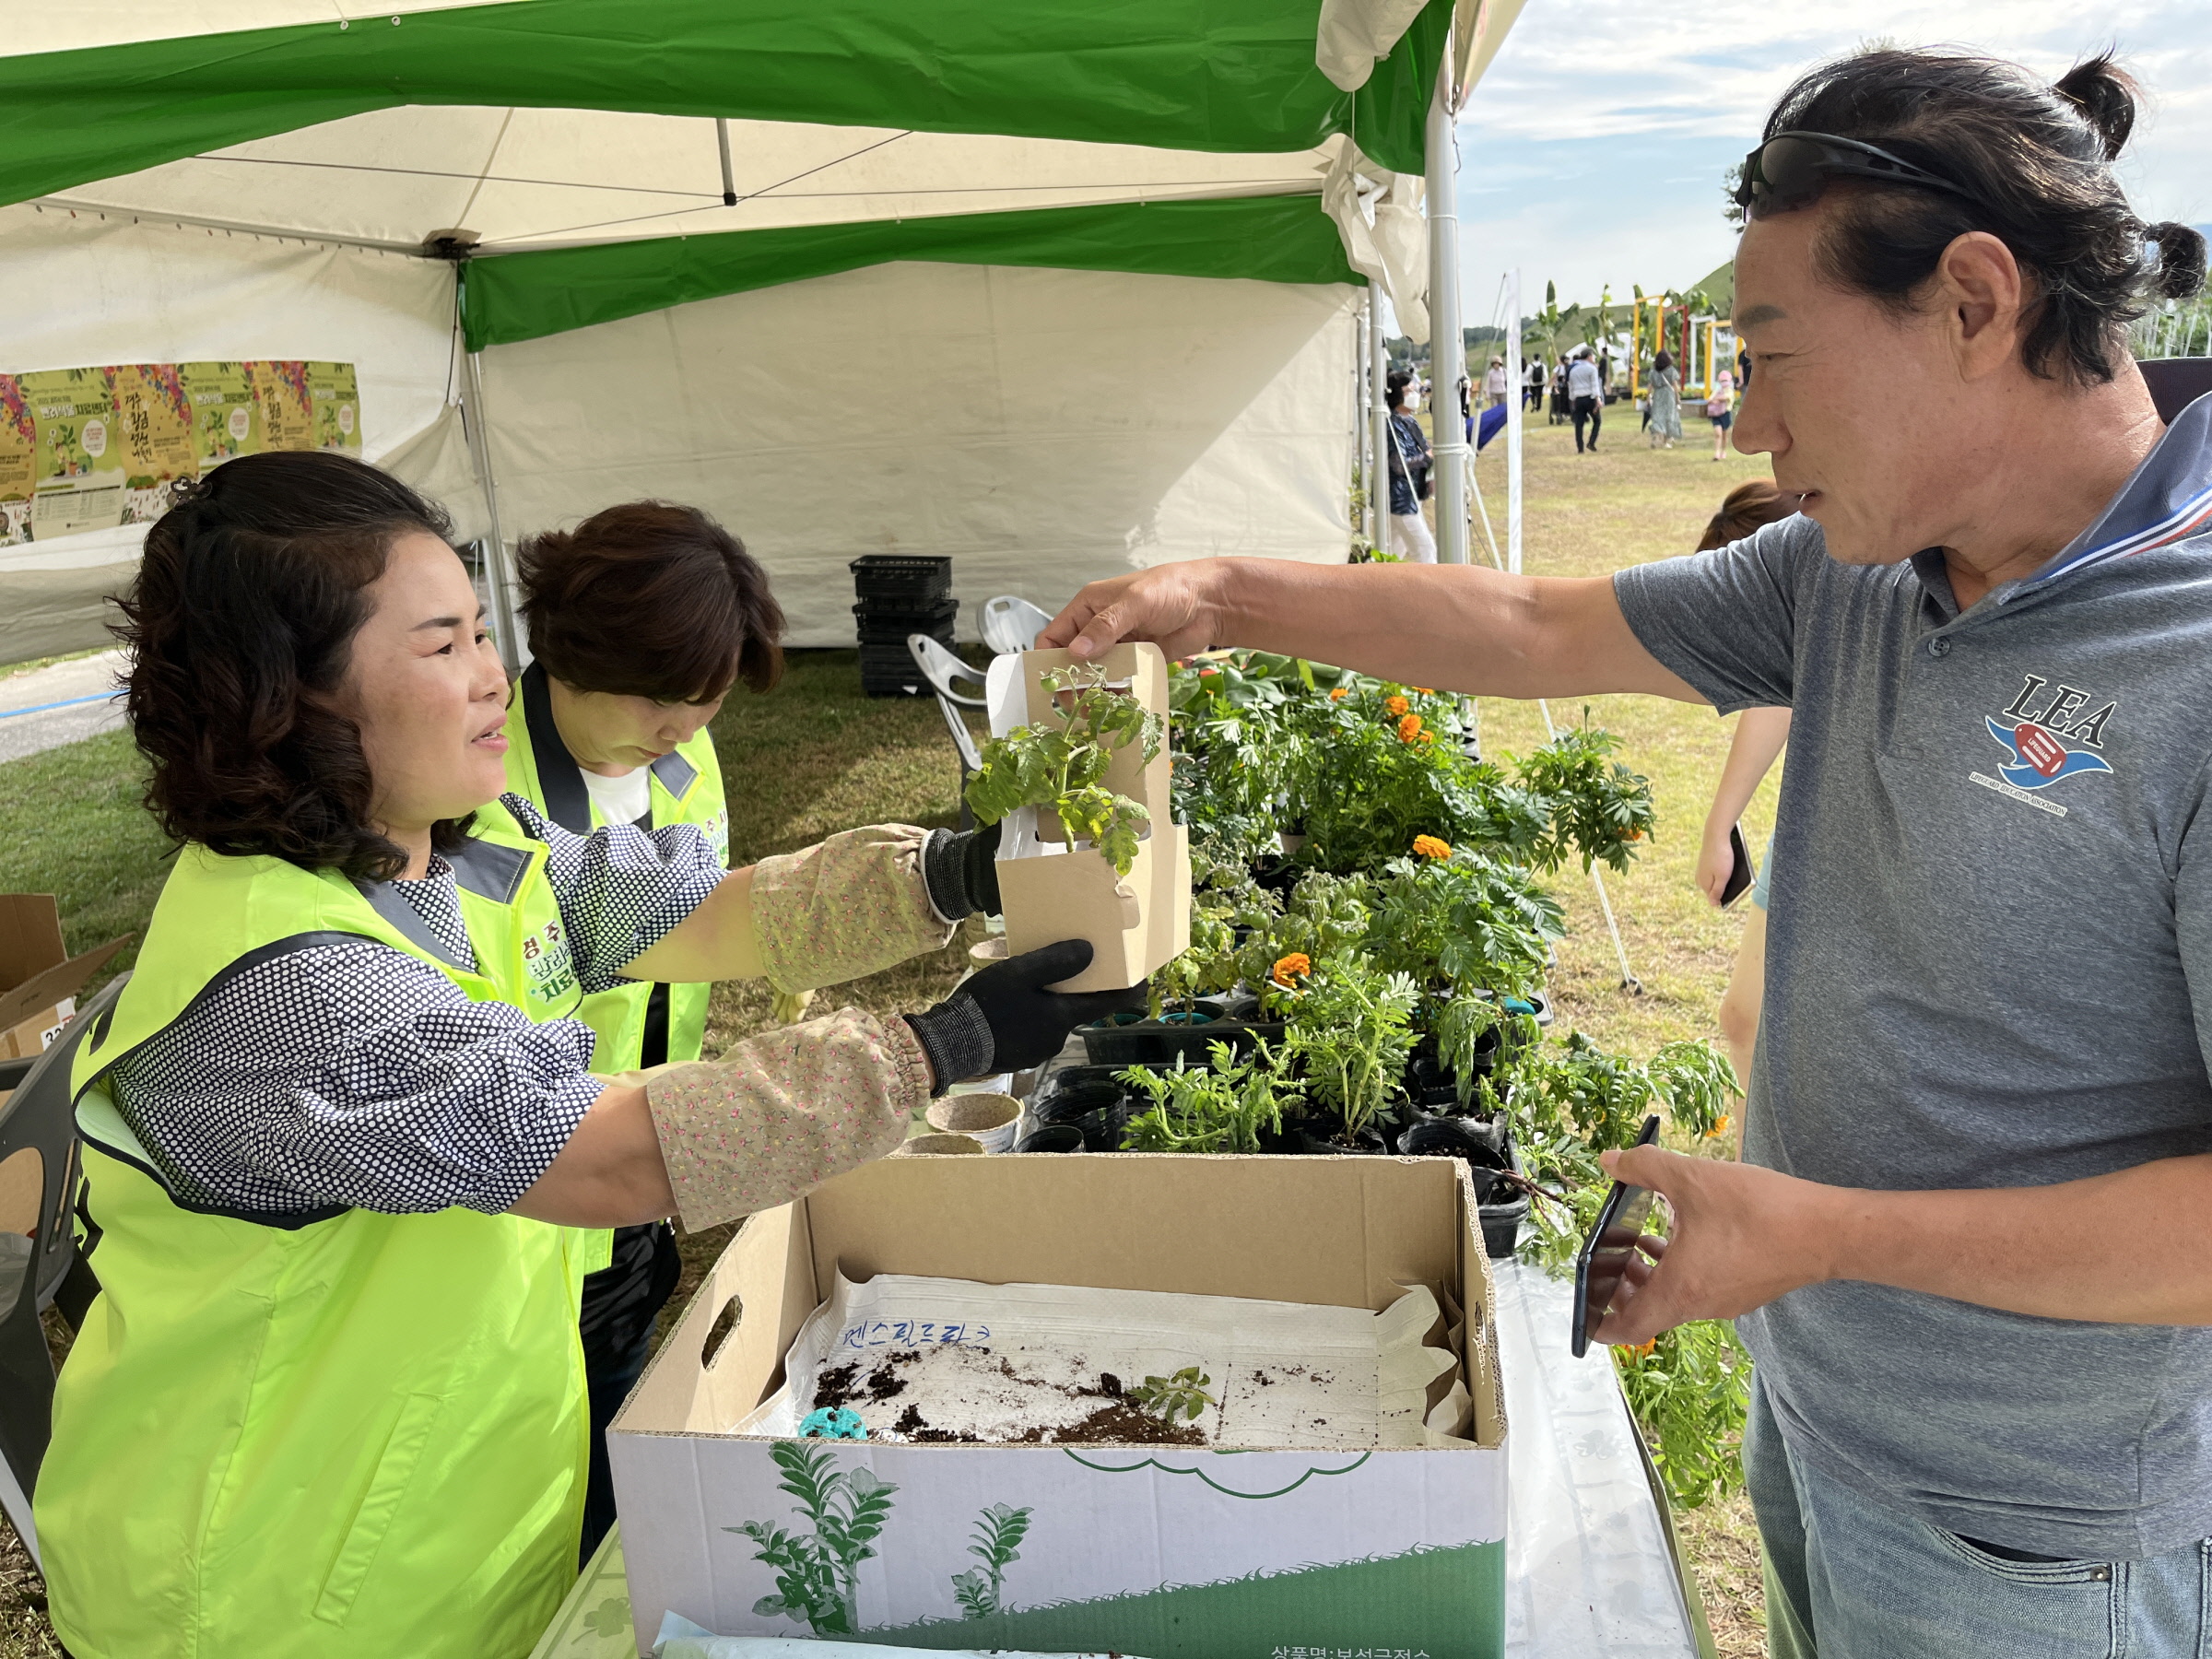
[1411, 835, 1453, 860]
[1328, 687, 1349, 701]
[1385, 695, 1409, 716]
[1270, 951, 1312, 988]
[1396, 712, 1423, 743]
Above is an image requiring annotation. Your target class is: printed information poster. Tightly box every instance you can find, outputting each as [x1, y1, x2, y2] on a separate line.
[0, 359, 361, 548]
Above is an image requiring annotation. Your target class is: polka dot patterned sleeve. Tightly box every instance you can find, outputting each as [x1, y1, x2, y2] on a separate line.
[107, 938, 603, 1217]
[502, 792, 726, 994]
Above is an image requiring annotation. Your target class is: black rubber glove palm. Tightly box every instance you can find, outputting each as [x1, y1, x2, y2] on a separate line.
[903, 940, 1143, 1092]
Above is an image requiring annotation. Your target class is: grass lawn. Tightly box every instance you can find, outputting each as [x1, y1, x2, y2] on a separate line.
[0, 411, 1783, 1657]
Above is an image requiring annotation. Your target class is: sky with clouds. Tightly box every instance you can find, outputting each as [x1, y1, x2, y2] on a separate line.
[1450, 0, 2212, 326]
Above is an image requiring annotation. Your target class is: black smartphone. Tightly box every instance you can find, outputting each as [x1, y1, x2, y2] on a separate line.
[1719, 823, 1754, 909]
[1571, 1114, 1664, 1359]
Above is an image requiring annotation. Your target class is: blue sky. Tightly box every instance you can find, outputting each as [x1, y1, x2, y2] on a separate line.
[1450, 0, 2212, 324]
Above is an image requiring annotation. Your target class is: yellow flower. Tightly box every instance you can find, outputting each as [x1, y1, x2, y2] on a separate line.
[1270, 952, 1312, 988]
[1412, 835, 1453, 860]
[1329, 687, 1350, 701]
[1704, 1114, 1734, 1139]
[1385, 694, 1410, 716]
[1396, 712, 1423, 743]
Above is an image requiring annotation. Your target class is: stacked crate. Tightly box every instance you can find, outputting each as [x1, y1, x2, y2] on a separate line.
[851, 555, 955, 697]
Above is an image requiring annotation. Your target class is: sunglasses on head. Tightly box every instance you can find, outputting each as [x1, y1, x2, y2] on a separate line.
[1733, 131, 1974, 220]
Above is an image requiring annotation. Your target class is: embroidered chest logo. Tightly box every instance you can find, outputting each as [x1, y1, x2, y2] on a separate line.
[1969, 674, 2116, 818]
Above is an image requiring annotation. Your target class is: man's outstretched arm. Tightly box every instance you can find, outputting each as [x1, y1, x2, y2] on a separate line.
[1040, 557, 1704, 703]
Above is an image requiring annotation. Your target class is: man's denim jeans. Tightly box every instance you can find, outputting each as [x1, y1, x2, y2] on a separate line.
[1747, 1378, 2212, 1658]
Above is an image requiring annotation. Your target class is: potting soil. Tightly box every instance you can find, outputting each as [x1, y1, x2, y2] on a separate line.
[735, 1274, 1472, 1452]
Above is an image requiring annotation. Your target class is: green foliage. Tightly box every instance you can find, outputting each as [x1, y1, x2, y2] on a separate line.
[1615, 1321, 1753, 1510]
[950, 1502, 1033, 1618]
[1284, 959, 1420, 1139]
[1235, 871, 1373, 1013]
[1130, 1367, 1217, 1423]
[1516, 720, 1657, 875]
[728, 1441, 899, 1634]
[1364, 850, 1563, 1000]
[1118, 1039, 1300, 1154]
[966, 662, 1163, 877]
[1649, 1039, 1739, 1141]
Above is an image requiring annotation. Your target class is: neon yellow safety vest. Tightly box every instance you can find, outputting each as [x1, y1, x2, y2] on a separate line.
[502, 662, 729, 1074]
[40, 800, 609, 1659]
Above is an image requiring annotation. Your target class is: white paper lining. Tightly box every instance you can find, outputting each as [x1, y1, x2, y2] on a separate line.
[735, 1273, 1471, 1451]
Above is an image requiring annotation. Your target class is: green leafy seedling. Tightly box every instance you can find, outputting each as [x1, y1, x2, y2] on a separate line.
[1129, 1366, 1216, 1424]
[965, 663, 1164, 877]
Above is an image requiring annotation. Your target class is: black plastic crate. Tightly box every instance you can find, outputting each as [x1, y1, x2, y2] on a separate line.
[851, 555, 952, 605]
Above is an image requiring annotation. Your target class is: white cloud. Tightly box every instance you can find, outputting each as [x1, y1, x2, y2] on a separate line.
[1453, 0, 2212, 316]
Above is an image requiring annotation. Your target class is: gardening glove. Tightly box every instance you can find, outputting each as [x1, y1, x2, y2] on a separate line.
[642, 1008, 934, 1230]
[902, 940, 1145, 1093]
[749, 824, 958, 994]
[921, 822, 1002, 920]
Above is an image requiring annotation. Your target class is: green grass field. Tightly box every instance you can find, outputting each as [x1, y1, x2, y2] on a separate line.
[0, 411, 1782, 1657]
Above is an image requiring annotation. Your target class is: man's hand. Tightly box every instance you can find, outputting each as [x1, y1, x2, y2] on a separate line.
[1041, 560, 1232, 661]
[1588, 1144, 1842, 1346]
[1695, 823, 1736, 906]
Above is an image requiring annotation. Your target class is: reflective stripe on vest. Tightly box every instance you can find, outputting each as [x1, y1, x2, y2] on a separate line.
[40, 806, 602, 1659]
[503, 662, 728, 1074]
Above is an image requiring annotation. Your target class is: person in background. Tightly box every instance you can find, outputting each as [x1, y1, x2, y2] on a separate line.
[1550, 358, 1570, 425]
[1691, 480, 1806, 1087]
[1707, 365, 1738, 459]
[1566, 346, 1604, 453]
[1526, 356, 1547, 411]
[1383, 368, 1437, 562]
[500, 500, 771, 1563]
[1483, 355, 1511, 409]
[1649, 348, 1684, 449]
[1738, 340, 1754, 389]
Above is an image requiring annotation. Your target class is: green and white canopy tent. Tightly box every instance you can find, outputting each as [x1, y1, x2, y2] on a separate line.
[0, 0, 1523, 662]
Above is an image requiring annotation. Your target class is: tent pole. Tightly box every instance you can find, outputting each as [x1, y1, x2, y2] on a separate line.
[716, 119, 738, 206]
[1371, 281, 1391, 559]
[1506, 267, 1524, 576]
[459, 347, 524, 673]
[1425, 52, 1470, 566]
[1357, 292, 1371, 549]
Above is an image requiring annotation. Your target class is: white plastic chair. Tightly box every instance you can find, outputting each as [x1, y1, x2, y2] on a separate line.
[907, 634, 987, 828]
[978, 594, 1053, 656]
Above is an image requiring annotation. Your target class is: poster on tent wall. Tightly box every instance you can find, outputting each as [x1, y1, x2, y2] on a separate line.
[0, 360, 359, 547]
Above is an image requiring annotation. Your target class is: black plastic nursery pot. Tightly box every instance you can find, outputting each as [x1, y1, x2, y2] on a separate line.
[1392, 1112, 1527, 1259]
[1078, 1002, 1239, 1068]
[1029, 1065, 1138, 1151]
[1296, 1124, 1393, 1156]
[1015, 1123, 1088, 1154]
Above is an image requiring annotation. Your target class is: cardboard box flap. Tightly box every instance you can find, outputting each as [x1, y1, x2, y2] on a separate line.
[0, 896, 66, 994]
[0, 935, 129, 1034]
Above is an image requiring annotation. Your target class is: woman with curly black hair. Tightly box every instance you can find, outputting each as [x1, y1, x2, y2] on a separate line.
[36, 452, 1135, 1659]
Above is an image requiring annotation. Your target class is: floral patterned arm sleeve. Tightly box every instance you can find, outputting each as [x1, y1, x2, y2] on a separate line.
[642, 1007, 932, 1230]
[747, 824, 958, 994]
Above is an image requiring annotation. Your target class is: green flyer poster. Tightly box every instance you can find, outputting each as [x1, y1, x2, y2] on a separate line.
[307, 361, 361, 453]
[252, 359, 316, 453]
[0, 376, 30, 547]
[182, 361, 260, 467]
[22, 366, 124, 538]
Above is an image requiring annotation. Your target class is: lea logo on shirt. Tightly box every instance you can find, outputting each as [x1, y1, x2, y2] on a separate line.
[1969, 674, 2117, 818]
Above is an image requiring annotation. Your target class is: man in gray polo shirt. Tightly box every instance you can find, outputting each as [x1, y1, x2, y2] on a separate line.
[1043, 43, 2212, 1659]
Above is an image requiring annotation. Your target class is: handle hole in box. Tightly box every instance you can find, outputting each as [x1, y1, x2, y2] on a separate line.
[701, 1293, 743, 1370]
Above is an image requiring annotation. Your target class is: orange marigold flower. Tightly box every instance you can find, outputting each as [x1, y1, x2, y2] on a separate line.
[1385, 694, 1409, 716]
[1329, 687, 1350, 701]
[1396, 712, 1423, 743]
[1412, 686, 1436, 695]
[1270, 952, 1312, 988]
[1704, 1114, 1734, 1139]
[1412, 835, 1453, 860]
[1417, 730, 1436, 745]
[1619, 1339, 1658, 1359]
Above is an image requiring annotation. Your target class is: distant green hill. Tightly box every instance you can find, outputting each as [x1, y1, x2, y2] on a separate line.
[1692, 260, 1734, 315]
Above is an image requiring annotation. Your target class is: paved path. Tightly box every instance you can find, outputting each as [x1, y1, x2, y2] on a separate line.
[0, 650, 128, 764]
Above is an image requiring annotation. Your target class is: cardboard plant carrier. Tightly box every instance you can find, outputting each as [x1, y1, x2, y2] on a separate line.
[989, 642, 1191, 994]
[611, 1154, 1510, 1659]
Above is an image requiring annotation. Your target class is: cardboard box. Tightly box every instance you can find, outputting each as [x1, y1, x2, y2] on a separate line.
[612, 1155, 1509, 1658]
[0, 895, 128, 1062]
[991, 642, 1191, 994]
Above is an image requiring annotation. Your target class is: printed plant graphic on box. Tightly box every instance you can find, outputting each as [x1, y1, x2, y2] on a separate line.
[727, 1441, 898, 1634]
[950, 1502, 1033, 1618]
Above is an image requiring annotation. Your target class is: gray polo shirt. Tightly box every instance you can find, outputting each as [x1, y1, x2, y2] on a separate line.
[1615, 394, 2212, 1560]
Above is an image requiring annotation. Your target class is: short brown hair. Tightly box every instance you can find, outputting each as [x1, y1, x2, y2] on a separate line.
[1697, 479, 1800, 551]
[517, 501, 782, 702]
[117, 451, 466, 880]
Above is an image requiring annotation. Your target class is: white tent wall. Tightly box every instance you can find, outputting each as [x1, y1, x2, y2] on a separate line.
[476, 260, 1357, 646]
[0, 205, 457, 663]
